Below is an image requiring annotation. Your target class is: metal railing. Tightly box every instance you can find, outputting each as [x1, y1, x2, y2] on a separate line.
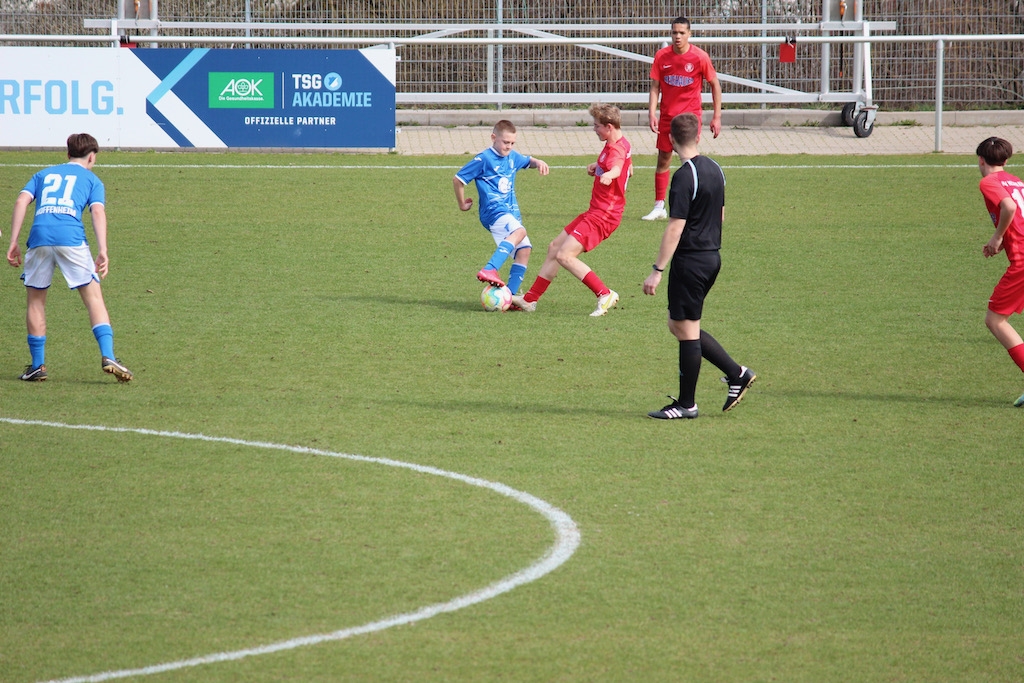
[3, 21, 1023, 150]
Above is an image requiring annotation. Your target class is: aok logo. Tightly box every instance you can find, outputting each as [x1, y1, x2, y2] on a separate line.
[209, 72, 274, 109]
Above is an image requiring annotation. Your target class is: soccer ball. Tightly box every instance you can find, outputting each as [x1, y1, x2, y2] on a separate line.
[481, 284, 512, 312]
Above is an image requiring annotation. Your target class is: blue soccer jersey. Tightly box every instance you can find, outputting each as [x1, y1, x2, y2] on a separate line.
[21, 162, 105, 249]
[456, 148, 532, 228]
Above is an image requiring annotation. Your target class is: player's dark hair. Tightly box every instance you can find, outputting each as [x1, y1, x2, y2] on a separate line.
[493, 119, 517, 135]
[672, 16, 691, 29]
[670, 112, 700, 147]
[67, 133, 100, 159]
[977, 137, 1012, 166]
[588, 102, 621, 128]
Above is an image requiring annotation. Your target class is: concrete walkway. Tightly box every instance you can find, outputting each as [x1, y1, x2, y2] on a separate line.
[393, 109, 1024, 157]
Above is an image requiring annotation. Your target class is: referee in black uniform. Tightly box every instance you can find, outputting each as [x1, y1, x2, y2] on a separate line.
[643, 112, 756, 419]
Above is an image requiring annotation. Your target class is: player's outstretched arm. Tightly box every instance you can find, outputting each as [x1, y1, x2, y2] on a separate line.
[531, 158, 550, 176]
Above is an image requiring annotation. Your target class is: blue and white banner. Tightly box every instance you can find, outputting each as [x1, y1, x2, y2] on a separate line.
[0, 47, 396, 149]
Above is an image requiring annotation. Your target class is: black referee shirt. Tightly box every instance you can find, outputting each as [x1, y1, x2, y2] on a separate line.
[668, 154, 726, 252]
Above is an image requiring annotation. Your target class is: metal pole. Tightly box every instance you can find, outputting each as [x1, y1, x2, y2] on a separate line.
[862, 21, 873, 108]
[149, 0, 158, 48]
[760, 0, 767, 109]
[245, 0, 251, 49]
[852, 0, 863, 99]
[935, 38, 944, 153]
[820, 0, 830, 96]
[487, 31, 494, 96]
[496, 0, 504, 111]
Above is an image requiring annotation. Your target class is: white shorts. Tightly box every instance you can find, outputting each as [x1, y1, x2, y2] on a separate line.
[487, 214, 532, 252]
[22, 244, 98, 290]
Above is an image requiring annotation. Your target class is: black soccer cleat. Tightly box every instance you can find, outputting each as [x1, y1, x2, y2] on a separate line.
[722, 366, 756, 412]
[19, 364, 47, 382]
[648, 397, 698, 420]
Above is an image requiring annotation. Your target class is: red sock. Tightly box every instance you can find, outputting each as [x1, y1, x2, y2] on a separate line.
[581, 270, 609, 297]
[655, 171, 670, 203]
[1009, 343, 1024, 372]
[524, 276, 551, 303]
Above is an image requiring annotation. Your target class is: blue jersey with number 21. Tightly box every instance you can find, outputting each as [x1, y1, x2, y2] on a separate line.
[21, 162, 105, 249]
[456, 148, 532, 228]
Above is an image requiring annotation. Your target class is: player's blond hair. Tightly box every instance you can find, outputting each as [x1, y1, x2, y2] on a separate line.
[588, 103, 621, 128]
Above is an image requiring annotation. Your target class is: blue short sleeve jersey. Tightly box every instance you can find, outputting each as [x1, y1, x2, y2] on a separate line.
[456, 148, 532, 227]
[21, 162, 105, 249]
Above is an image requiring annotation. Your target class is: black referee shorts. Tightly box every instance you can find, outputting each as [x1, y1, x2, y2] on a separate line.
[667, 250, 721, 321]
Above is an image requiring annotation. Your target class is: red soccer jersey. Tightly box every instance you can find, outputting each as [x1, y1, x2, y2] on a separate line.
[980, 171, 1024, 266]
[650, 44, 717, 121]
[589, 135, 632, 218]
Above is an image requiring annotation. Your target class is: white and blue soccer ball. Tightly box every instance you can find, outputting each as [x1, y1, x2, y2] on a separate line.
[481, 284, 512, 312]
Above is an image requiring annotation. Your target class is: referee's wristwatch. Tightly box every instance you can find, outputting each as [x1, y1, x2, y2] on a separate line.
[652, 264, 665, 272]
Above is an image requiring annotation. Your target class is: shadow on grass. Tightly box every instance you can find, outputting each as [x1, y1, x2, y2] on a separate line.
[339, 293, 472, 312]
[341, 293, 623, 318]
[363, 394, 740, 420]
[770, 387, 1011, 408]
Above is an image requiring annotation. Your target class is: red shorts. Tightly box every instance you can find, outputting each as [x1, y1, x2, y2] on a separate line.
[989, 262, 1024, 315]
[656, 115, 702, 153]
[564, 211, 621, 252]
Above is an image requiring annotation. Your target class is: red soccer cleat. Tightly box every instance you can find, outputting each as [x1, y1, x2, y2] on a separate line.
[476, 268, 506, 288]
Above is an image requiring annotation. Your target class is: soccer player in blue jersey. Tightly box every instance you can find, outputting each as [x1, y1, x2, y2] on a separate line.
[7, 133, 133, 382]
[454, 120, 550, 296]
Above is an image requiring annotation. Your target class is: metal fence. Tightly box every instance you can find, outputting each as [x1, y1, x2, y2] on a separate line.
[2, 0, 1023, 109]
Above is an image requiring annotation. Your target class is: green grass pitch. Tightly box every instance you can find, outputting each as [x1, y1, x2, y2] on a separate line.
[1, 151, 1022, 682]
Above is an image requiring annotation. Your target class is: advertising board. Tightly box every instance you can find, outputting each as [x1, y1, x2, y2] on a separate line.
[0, 47, 396, 148]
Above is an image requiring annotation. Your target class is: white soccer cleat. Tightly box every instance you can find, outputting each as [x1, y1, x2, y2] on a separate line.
[641, 206, 668, 221]
[590, 290, 619, 317]
[509, 294, 537, 312]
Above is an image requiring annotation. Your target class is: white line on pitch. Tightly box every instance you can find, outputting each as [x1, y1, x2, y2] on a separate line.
[0, 416, 581, 683]
[0, 162, 980, 171]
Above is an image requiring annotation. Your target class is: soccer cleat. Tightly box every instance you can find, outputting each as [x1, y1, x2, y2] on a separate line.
[722, 366, 756, 412]
[641, 206, 668, 221]
[589, 290, 619, 317]
[19, 364, 47, 382]
[648, 397, 698, 419]
[509, 294, 536, 312]
[476, 268, 506, 288]
[102, 356, 133, 382]
[1015, 391, 1024, 407]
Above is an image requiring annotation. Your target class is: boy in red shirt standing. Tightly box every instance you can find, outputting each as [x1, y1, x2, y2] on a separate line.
[511, 103, 631, 317]
[642, 16, 722, 222]
[977, 136, 1024, 406]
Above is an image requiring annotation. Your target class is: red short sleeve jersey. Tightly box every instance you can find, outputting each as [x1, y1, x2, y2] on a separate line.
[650, 44, 717, 121]
[980, 171, 1024, 265]
[589, 136, 632, 218]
